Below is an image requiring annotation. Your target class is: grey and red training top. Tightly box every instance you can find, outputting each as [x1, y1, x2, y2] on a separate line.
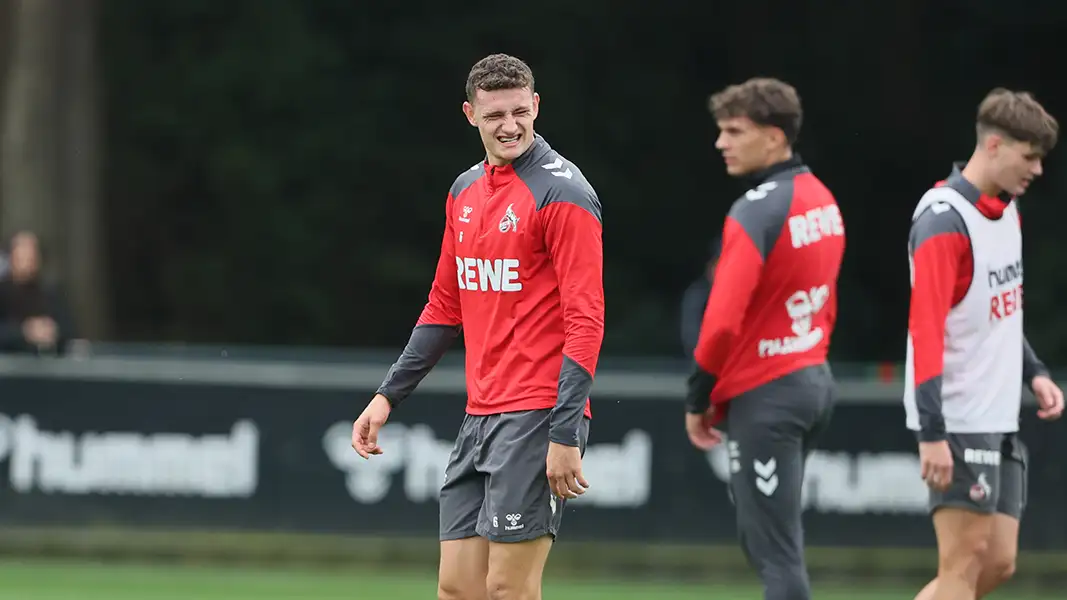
[687, 157, 845, 422]
[375, 135, 604, 447]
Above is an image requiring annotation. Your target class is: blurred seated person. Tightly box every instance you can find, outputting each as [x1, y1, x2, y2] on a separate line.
[680, 237, 721, 358]
[0, 231, 76, 355]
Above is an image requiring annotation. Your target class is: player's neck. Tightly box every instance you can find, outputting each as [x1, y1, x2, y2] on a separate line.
[960, 155, 1003, 197]
[745, 148, 796, 181]
[761, 147, 793, 170]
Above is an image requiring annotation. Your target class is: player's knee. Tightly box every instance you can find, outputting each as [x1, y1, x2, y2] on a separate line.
[940, 533, 990, 577]
[484, 574, 536, 600]
[761, 563, 811, 600]
[984, 554, 1016, 587]
[438, 577, 486, 600]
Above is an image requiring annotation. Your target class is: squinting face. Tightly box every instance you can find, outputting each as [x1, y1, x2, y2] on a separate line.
[463, 87, 539, 166]
[989, 136, 1044, 197]
[714, 117, 779, 176]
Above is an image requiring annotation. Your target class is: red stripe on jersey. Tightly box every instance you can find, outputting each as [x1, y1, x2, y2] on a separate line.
[417, 194, 463, 327]
[909, 232, 970, 386]
[540, 201, 605, 379]
[694, 216, 763, 376]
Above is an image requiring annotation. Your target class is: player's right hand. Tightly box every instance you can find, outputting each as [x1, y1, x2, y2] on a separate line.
[685, 410, 723, 450]
[351, 394, 392, 459]
[919, 440, 953, 492]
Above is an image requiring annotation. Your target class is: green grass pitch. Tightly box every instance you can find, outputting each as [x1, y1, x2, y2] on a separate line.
[0, 559, 1056, 599]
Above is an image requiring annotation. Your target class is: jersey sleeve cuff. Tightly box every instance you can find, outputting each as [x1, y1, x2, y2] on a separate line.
[376, 324, 459, 408]
[685, 364, 716, 414]
[916, 427, 946, 443]
[549, 355, 591, 446]
[914, 376, 945, 443]
[1023, 337, 1050, 386]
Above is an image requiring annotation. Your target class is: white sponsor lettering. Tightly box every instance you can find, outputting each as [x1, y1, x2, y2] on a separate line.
[758, 285, 830, 358]
[456, 257, 522, 293]
[323, 422, 652, 508]
[708, 445, 928, 514]
[0, 413, 259, 497]
[964, 448, 1001, 466]
[788, 204, 844, 248]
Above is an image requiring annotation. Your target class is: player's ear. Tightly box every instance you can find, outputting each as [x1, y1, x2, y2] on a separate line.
[762, 125, 784, 151]
[984, 132, 1002, 155]
[531, 92, 540, 119]
[772, 127, 786, 149]
[462, 101, 477, 127]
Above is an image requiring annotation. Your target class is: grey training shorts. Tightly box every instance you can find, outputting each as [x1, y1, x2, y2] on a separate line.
[439, 409, 590, 543]
[929, 432, 1028, 519]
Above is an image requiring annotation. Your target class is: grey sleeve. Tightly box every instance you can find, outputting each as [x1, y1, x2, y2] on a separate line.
[909, 203, 968, 254]
[375, 324, 460, 408]
[521, 156, 603, 446]
[550, 356, 593, 446]
[1023, 336, 1050, 386]
[727, 180, 796, 261]
[908, 204, 968, 442]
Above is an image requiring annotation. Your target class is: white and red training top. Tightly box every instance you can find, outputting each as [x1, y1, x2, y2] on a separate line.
[904, 164, 1048, 441]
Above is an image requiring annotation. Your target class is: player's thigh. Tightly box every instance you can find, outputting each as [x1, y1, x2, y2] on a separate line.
[931, 507, 996, 569]
[486, 537, 553, 599]
[981, 513, 1019, 579]
[439, 538, 490, 600]
[440, 415, 486, 542]
[801, 365, 836, 458]
[476, 410, 589, 543]
[725, 394, 807, 565]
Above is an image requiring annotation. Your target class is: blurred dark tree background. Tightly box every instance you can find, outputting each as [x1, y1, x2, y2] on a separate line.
[8, 0, 1066, 361]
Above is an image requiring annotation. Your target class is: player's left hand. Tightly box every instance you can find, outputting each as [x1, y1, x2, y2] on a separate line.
[686, 409, 723, 450]
[546, 442, 588, 499]
[1032, 375, 1064, 421]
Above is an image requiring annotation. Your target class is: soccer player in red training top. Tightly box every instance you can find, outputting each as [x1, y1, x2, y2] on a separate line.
[685, 78, 845, 600]
[351, 54, 604, 600]
[905, 89, 1063, 600]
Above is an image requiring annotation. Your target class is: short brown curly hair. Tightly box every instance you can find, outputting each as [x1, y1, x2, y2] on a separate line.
[465, 54, 535, 102]
[976, 88, 1058, 154]
[709, 77, 803, 144]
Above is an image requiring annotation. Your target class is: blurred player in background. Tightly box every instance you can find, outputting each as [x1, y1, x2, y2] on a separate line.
[905, 88, 1063, 600]
[685, 78, 845, 600]
[679, 237, 721, 357]
[351, 53, 604, 600]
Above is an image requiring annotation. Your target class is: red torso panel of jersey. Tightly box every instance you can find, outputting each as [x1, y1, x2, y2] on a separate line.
[695, 158, 845, 405]
[418, 135, 604, 416]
